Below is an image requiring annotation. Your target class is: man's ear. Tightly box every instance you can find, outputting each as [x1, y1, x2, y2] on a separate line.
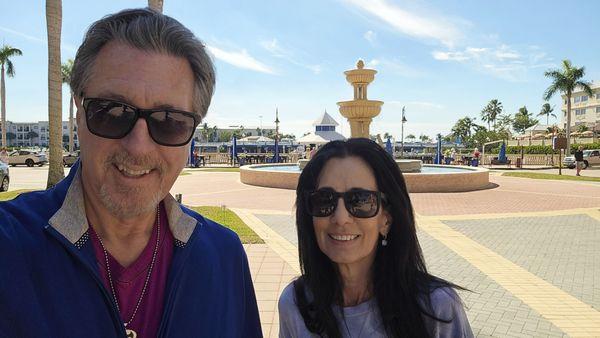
[74, 95, 82, 125]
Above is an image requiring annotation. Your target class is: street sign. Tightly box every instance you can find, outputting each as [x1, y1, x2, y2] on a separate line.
[552, 137, 567, 150]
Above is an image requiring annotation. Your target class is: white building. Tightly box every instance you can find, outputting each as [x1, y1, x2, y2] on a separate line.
[0, 120, 78, 148]
[561, 81, 600, 131]
[297, 111, 346, 145]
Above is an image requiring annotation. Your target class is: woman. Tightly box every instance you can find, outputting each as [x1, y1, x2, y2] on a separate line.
[279, 138, 472, 337]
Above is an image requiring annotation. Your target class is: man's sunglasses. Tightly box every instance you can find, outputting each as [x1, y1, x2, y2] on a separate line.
[82, 97, 200, 147]
[305, 188, 386, 218]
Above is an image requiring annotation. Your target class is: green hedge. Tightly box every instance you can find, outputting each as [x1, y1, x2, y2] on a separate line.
[488, 142, 600, 155]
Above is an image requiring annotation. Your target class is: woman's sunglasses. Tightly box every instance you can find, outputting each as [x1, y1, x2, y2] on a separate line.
[82, 97, 200, 147]
[305, 188, 386, 218]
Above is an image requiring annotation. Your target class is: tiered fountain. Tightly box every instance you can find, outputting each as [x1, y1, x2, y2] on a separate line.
[239, 60, 489, 192]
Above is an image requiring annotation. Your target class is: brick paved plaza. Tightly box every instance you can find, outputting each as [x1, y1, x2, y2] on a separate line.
[7, 167, 600, 337]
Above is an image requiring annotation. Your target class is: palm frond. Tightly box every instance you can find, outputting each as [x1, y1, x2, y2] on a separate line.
[6, 60, 15, 77]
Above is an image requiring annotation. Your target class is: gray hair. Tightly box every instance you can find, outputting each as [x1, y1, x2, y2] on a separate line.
[71, 8, 215, 119]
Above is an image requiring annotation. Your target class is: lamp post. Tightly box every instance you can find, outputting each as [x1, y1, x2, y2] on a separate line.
[259, 115, 263, 136]
[274, 108, 280, 163]
[401, 106, 407, 158]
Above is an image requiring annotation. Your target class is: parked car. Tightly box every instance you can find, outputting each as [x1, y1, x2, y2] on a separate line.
[563, 149, 600, 169]
[0, 162, 9, 192]
[63, 151, 80, 167]
[8, 149, 48, 167]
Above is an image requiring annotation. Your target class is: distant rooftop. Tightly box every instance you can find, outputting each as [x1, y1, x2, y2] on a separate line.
[312, 110, 339, 127]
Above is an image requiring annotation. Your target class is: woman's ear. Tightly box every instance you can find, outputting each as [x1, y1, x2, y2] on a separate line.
[380, 210, 392, 236]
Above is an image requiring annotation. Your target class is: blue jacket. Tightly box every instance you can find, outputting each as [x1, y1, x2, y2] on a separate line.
[0, 162, 262, 338]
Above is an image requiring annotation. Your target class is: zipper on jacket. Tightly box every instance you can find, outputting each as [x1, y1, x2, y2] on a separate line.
[156, 225, 198, 337]
[45, 226, 128, 338]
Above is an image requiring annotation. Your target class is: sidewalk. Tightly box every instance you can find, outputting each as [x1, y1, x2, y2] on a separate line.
[244, 244, 297, 338]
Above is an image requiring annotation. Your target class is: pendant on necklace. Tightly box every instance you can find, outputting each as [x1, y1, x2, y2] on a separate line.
[126, 329, 137, 338]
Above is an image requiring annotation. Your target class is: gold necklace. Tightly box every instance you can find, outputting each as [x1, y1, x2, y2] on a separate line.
[96, 207, 161, 338]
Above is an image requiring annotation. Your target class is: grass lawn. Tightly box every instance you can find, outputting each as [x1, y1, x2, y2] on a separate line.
[0, 190, 263, 244]
[178, 171, 191, 176]
[0, 189, 33, 201]
[502, 172, 600, 182]
[190, 206, 264, 244]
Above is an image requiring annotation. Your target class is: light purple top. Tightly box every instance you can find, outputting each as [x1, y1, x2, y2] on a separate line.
[278, 282, 474, 337]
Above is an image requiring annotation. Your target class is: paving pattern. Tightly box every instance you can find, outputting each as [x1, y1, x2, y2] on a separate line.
[250, 209, 600, 337]
[8, 167, 600, 337]
[443, 214, 600, 311]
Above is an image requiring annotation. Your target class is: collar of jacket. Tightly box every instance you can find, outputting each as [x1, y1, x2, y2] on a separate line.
[48, 161, 197, 248]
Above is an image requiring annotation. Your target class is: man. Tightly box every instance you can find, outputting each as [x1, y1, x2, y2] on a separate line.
[574, 145, 584, 176]
[0, 147, 8, 164]
[0, 8, 261, 337]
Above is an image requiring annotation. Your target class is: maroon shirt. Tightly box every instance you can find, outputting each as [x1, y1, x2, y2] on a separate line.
[90, 203, 173, 337]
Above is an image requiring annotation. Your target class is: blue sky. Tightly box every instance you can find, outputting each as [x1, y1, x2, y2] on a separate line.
[1, 0, 599, 139]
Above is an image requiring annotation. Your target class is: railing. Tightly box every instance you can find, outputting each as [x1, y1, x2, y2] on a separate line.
[506, 137, 598, 147]
[482, 154, 558, 166]
[199, 152, 300, 165]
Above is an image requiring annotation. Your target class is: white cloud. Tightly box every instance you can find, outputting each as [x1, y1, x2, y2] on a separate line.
[367, 58, 427, 78]
[342, 0, 464, 47]
[432, 51, 469, 61]
[206, 45, 276, 74]
[259, 38, 286, 57]
[388, 100, 444, 110]
[364, 30, 376, 43]
[431, 44, 554, 81]
[259, 38, 324, 74]
[366, 59, 380, 67]
[0, 25, 78, 53]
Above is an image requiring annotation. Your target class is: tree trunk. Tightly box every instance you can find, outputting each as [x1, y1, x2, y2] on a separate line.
[1, 64, 6, 147]
[46, 0, 64, 188]
[68, 91, 74, 152]
[148, 0, 163, 12]
[565, 93, 572, 156]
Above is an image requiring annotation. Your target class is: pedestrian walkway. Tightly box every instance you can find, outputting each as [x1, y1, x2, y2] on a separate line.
[237, 207, 600, 337]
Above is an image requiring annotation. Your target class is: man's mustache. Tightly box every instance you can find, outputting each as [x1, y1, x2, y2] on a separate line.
[106, 151, 165, 174]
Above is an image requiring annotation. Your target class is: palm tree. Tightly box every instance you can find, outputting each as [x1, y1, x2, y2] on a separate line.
[480, 106, 491, 131]
[419, 134, 431, 143]
[61, 59, 75, 152]
[487, 99, 503, 130]
[46, 0, 65, 188]
[211, 125, 218, 142]
[544, 59, 592, 155]
[537, 103, 556, 126]
[405, 134, 416, 142]
[512, 106, 538, 134]
[451, 116, 476, 143]
[201, 122, 210, 141]
[148, 0, 163, 12]
[576, 124, 589, 134]
[0, 45, 23, 147]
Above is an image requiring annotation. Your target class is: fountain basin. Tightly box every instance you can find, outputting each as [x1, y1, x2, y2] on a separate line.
[240, 163, 490, 192]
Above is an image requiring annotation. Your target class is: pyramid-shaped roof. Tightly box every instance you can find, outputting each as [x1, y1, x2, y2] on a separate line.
[312, 110, 339, 127]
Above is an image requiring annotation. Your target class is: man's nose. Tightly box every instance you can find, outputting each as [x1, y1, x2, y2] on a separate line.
[120, 118, 157, 154]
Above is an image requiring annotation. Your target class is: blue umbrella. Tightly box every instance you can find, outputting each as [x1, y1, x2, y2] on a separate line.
[232, 136, 238, 165]
[434, 134, 442, 164]
[498, 142, 507, 162]
[189, 138, 196, 166]
[385, 138, 393, 155]
[274, 137, 280, 163]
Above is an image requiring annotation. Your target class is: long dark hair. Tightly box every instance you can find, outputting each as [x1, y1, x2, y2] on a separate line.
[294, 138, 460, 337]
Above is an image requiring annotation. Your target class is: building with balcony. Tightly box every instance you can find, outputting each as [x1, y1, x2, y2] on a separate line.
[0, 120, 79, 148]
[561, 81, 600, 131]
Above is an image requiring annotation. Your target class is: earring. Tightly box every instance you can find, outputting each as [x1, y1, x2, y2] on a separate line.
[381, 234, 388, 247]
